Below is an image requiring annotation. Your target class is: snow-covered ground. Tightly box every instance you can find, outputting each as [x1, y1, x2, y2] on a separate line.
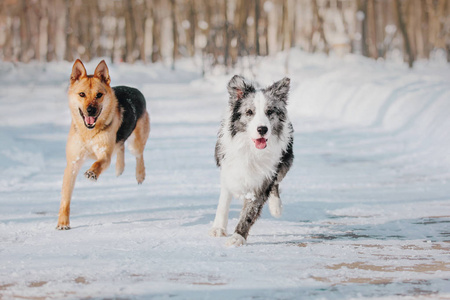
[0, 51, 449, 299]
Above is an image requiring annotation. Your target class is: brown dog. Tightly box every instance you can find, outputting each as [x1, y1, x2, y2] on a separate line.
[57, 60, 150, 230]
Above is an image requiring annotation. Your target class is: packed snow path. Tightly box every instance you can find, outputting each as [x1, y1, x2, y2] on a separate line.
[1, 53, 449, 299]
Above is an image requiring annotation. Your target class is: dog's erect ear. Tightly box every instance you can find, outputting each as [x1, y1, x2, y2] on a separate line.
[94, 60, 111, 85]
[265, 77, 290, 104]
[227, 75, 255, 101]
[70, 59, 87, 83]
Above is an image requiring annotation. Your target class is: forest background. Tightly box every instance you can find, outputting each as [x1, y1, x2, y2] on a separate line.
[1, 0, 449, 72]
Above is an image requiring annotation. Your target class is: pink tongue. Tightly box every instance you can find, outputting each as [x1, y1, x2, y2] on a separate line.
[85, 116, 96, 125]
[254, 138, 267, 149]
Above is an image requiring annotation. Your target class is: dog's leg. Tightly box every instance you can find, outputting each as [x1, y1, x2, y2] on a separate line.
[210, 187, 232, 237]
[268, 184, 282, 218]
[129, 111, 150, 184]
[226, 196, 266, 247]
[116, 143, 125, 177]
[84, 151, 113, 181]
[57, 150, 85, 230]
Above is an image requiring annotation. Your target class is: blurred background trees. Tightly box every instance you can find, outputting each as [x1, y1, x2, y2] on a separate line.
[1, 0, 449, 69]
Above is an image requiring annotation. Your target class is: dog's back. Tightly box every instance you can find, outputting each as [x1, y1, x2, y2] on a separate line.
[113, 86, 147, 143]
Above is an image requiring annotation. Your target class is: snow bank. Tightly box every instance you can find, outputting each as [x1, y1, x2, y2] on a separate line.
[280, 50, 450, 166]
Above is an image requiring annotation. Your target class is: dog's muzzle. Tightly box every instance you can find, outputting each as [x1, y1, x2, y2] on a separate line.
[253, 126, 268, 149]
[79, 108, 101, 129]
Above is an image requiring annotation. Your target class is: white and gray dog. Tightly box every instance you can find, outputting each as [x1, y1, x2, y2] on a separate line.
[210, 75, 294, 246]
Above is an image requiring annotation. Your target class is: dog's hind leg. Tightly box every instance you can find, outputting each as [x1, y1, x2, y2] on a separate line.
[116, 143, 125, 176]
[210, 187, 232, 237]
[129, 111, 150, 184]
[268, 184, 282, 218]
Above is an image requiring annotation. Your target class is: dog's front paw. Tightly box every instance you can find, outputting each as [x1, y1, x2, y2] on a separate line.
[209, 227, 227, 237]
[56, 219, 70, 230]
[56, 225, 71, 230]
[56, 215, 70, 230]
[84, 170, 97, 181]
[226, 233, 246, 247]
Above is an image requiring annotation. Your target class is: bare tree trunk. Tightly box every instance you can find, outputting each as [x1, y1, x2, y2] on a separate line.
[64, 0, 73, 61]
[312, 0, 329, 54]
[254, 0, 261, 55]
[435, 0, 446, 49]
[170, 0, 178, 70]
[142, 0, 152, 63]
[78, 0, 92, 61]
[130, 0, 145, 62]
[375, 0, 386, 58]
[358, 0, 369, 57]
[367, 0, 377, 58]
[2, 6, 13, 61]
[19, 0, 31, 62]
[421, 0, 430, 58]
[235, 0, 250, 57]
[46, 0, 58, 61]
[263, 4, 269, 56]
[89, 0, 101, 58]
[291, 0, 297, 48]
[223, 0, 230, 70]
[395, 0, 414, 68]
[111, 1, 122, 62]
[187, 0, 197, 57]
[406, 0, 417, 60]
[446, 1, 450, 62]
[280, 0, 287, 51]
[124, 0, 137, 63]
[151, 0, 162, 63]
[27, 1, 41, 60]
[425, 0, 446, 52]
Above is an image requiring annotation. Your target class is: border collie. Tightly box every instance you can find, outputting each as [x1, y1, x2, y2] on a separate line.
[210, 75, 294, 246]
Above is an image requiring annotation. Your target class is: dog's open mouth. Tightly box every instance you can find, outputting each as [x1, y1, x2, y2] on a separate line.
[79, 108, 101, 129]
[252, 138, 268, 149]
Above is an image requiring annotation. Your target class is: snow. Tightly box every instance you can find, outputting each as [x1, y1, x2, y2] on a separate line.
[1, 51, 450, 299]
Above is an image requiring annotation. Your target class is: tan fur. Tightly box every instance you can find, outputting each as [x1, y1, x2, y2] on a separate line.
[57, 59, 150, 230]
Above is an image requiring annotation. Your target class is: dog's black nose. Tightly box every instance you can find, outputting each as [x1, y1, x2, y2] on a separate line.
[86, 105, 97, 116]
[257, 126, 268, 136]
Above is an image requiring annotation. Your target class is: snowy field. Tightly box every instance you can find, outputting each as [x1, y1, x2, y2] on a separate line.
[0, 51, 450, 299]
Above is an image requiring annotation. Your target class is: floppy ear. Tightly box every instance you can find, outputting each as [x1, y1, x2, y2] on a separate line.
[70, 59, 87, 83]
[265, 77, 290, 103]
[227, 75, 255, 101]
[94, 60, 111, 85]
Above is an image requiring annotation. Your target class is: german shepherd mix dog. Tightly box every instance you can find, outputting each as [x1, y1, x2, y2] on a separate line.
[56, 60, 150, 230]
[210, 75, 294, 246]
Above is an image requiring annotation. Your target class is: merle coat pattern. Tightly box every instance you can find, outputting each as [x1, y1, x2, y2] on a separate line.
[210, 75, 294, 246]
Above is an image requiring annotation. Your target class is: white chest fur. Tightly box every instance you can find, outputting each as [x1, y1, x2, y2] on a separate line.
[220, 132, 283, 198]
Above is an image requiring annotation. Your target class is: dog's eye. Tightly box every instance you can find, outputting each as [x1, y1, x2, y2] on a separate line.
[79, 92, 86, 98]
[267, 109, 274, 116]
[96, 93, 103, 99]
[246, 109, 253, 116]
